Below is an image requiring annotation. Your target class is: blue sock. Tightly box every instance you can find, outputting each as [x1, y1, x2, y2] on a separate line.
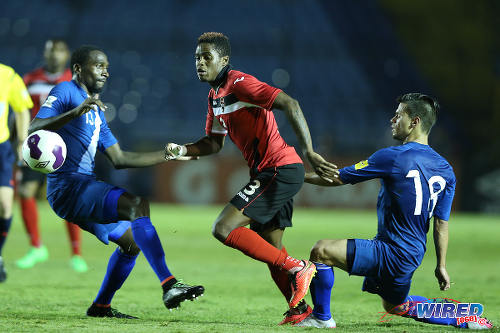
[404, 295, 466, 327]
[0, 217, 12, 256]
[94, 247, 137, 305]
[131, 217, 173, 283]
[310, 262, 334, 320]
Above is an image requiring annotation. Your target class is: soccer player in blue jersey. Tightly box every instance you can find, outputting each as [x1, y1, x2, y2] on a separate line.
[297, 93, 492, 329]
[28, 45, 204, 318]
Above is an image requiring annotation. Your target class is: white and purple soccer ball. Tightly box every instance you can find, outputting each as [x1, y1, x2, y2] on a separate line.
[22, 130, 67, 174]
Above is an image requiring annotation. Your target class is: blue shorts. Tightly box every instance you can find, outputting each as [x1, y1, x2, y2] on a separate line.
[47, 173, 130, 244]
[0, 141, 15, 187]
[348, 238, 418, 305]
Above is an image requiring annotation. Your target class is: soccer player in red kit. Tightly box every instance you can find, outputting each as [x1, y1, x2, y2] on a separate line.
[17, 39, 88, 272]
[165, 32, 337, 324]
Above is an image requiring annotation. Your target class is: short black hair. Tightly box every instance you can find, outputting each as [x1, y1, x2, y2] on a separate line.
[197, 32, 231, 58]
[397, 93, 440, 134]
[70, 45, 104, 73]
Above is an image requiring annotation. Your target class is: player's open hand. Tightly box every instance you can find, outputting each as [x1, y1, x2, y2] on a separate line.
[306, 151, 338, 182]
[435, 266, 450, 290]
[77, 94, 107, 115]
[304, 171, 342, 186]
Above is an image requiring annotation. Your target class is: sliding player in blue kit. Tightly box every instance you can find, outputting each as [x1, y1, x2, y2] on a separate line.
[28, 45, 204, 318]
[298, 93, 492, 329]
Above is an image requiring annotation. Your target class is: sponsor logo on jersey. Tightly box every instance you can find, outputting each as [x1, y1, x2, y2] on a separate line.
[237, 191, 249, 202]
[42, 95, 57, 108]
[355, 160, 368, 170]
[221, 97, 225, 113]
[233, 76, 245, 84]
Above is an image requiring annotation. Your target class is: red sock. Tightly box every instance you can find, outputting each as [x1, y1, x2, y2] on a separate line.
[224, 227, 303, 271]
[65, 221, 81, 256]
[268, 246, 293, 301]
[20, 198, 40, 247]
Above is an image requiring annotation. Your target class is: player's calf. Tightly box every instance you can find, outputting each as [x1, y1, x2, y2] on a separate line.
[310, 239, 348, 270]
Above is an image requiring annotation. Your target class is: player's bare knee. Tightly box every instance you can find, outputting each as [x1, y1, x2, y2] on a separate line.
[211, 221, 225, 242]
[17, 182, 37, 198]
[310, 239, 329, 262]
[212, 220, 232, 243]
[17, 187, 29, 199]
[0, 201, 11, 218]
[128, 196, 150, 221]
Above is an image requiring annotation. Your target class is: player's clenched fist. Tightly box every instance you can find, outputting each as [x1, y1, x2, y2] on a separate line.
[164, 143, 192, 161]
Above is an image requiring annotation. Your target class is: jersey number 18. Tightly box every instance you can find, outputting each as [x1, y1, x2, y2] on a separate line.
[406, 170, 446, 217]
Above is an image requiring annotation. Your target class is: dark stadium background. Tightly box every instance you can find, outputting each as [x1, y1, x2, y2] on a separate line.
[2, 0, 498, 212]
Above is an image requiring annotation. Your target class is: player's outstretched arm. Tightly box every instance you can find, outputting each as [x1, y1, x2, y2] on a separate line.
[272, 92, 337, 181]
[304, 172, 343, 186]
[165, 135, 224, 160]
[433, 217, 451, 291]
[29, 95, 107, 133]
[104, 143, 197, 169]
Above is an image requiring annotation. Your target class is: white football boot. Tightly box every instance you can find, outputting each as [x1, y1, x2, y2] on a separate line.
[294, 313, 336, 328]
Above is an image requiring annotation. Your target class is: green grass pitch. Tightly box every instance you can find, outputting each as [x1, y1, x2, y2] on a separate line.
[0, 202, 498, 332]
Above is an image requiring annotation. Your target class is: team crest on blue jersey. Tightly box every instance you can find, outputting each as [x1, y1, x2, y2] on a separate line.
[42, 96, 57, 108]
[355, 160, 368, 170]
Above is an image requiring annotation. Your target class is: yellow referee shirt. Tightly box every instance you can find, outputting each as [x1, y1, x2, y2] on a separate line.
[0, 63, 33, 144]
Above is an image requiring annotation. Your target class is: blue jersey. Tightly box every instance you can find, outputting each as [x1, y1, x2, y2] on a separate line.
[339, 142, 456, 264]
[36, 80, 117, 194]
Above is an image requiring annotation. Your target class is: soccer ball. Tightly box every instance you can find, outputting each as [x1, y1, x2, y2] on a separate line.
[22, 130, 67, 174]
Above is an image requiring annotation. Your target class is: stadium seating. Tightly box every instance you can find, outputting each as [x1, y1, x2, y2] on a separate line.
[3, 0, 431, 198]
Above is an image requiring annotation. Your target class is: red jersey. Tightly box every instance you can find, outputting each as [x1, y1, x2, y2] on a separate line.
[23, 67, 72, 119]
[205, 70, 303, 171]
